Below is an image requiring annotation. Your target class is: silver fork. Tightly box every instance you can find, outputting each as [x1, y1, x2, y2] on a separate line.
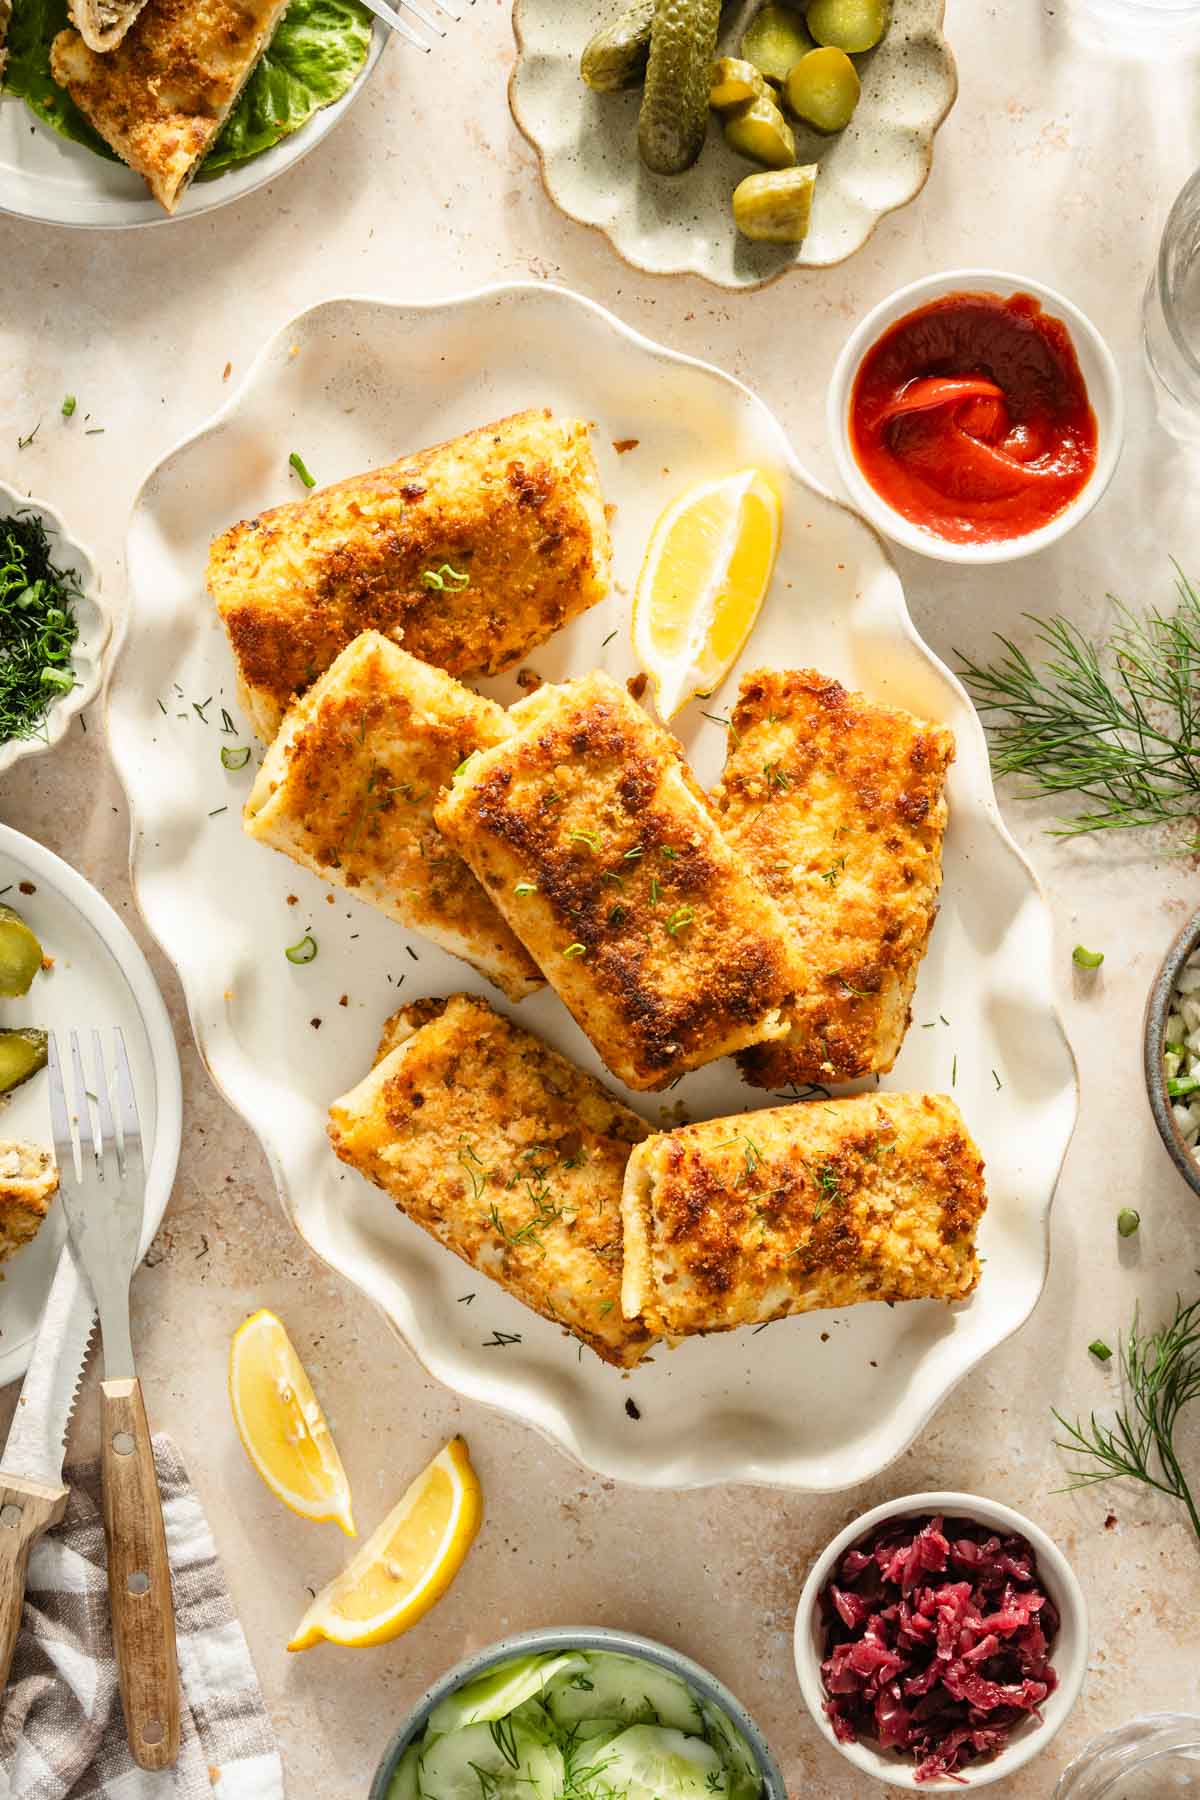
[46, 1029, 180, 1772]
[363, 0, 471, 54]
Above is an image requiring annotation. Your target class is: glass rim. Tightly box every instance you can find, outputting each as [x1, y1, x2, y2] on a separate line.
[1054, 1712, 1200, 1796]
[1158, 165, 1200, 384]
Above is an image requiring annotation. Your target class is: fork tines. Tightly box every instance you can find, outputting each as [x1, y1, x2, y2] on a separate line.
[46, 1028, 144, 1189]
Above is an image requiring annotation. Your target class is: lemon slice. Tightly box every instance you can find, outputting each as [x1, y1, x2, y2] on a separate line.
[287, 1436, 482, 1650]
[229, 1308, 355, 1536]
[632, 468, 781, 722]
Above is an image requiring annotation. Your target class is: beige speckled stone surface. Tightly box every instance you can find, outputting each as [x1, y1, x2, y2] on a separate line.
[3, 0, 1200, 1792]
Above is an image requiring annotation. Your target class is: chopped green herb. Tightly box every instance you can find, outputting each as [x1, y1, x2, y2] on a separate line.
[482, 1329, 522, 1348]
[1168, 1073, 1200, 1099]
[820, 855, 847, 886]
[623, 845, 644, 861]
[221, 744, 251, 771]
[649, 876, 661, 904]
[17, 424, 40, 450]
[288, 451, 317, 487]
[1089, 1338, 1113, 1362]
[420, 563, 470, 591]
[568, 828, 601, 852]
[992, 1068, 1003, 1090]
[1073, 944, 1104, 969]
[0, 511, 81, 743]
[452, 753, 477, 780]
[701, 711, 741, 746]
[563, 942, 587, 959]
[61, 395, 77, 418]
[1117, 1208, 1141, 1238]
[514, 881, 537, 896]
[459, 1140, 487, 1201]
[601, 629, 618, 647]
[665, 904, 695, 937]
[284, 932, 317, 964]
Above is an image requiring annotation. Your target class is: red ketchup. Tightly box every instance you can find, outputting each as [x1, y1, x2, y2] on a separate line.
[849, 291, 1098, 545]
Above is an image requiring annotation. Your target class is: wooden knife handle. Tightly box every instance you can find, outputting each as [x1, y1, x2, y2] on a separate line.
[0, 1474, 69, 1690]
[100, 1377, 180, 1770]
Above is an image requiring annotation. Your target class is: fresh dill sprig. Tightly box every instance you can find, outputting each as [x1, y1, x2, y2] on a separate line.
[959, 568, 1200, 843]
[0, 511, 80, 742]
[1052, 1294, 1200, 1544]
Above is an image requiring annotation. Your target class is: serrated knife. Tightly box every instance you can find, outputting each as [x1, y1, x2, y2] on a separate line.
[0, 1242, 95, 1689]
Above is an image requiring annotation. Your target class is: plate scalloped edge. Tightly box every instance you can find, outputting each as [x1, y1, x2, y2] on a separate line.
[508, 0, 958, 288]
[109, 282, 1078, 1490]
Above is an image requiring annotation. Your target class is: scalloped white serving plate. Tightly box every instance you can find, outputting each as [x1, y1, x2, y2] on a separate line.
[0, 479, 110, 775]
[509, 0, 957, 288]
[112, 284, 1076, 1490]
[0, 25, 384, 229]
[0, 825, 182, 1389]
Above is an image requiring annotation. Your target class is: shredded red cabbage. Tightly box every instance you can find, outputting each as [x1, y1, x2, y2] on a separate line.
[818, 1513, 1059, 1783]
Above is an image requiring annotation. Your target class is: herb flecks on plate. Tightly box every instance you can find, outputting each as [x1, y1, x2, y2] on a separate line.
[960, 568, 1200, 845]
[0, 510, 80, 744]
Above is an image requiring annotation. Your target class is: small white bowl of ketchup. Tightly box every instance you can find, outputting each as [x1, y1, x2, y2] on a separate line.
[828, 270, 1124, 564]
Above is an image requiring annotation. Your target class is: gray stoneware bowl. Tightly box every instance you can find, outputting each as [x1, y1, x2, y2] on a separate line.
[1144, 906, 1200, 1199]
[368, 1625, 787, 1798]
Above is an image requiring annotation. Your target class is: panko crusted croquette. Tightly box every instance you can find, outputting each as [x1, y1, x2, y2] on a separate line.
[243, 633, 542, 1002]
[434, 671, 803, 1091]
[711, 669, 954, 1088]
[208, 411, 611, 740]
[327, 994, 657, 1367]
[621, 1093, 986, 1338]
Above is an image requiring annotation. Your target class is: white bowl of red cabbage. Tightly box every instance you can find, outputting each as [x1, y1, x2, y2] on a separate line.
[0, 481, 108, 775]
[794, 1493, 1088, 1789]
[369, 1626, 786, 1800]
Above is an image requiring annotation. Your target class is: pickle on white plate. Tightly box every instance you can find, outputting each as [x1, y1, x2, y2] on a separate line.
[731, 164, 816, 241]
[783, 45, 860, 132]
[723, 92, 796, 166]
[805, 0, 888, 53]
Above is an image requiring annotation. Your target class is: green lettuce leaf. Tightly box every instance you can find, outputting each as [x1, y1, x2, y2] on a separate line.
[1, 0, 119, 160]
[0, 0, 371, 180]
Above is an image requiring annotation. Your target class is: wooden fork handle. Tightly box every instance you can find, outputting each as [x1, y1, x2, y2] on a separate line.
[0, 1473, 69, 1690]
[101, 1378, 180, 1770]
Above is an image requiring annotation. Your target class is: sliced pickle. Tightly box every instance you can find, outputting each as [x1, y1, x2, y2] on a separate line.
[0, 905, 44, 998]
[739, 3, 812, 84]
[0, 1029, 48, 1096]
[805, 0, 888, 54]
[710, 56, 769, 111]
[723, 93, 796, 166]
[783, 45, 860, 132]
[731, 164, 816, 241]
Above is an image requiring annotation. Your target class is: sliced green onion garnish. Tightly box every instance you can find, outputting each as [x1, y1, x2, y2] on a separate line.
[514, 882, 537, 896]
[1089, 1338, 1113, 1362]
[665, 905, 695, 936]
[420, 564, 470, 591]
[1117, 1208, 1140, 1238]
[1167, 1074, 1200, 1098]
[285, 933, 317, 964]
[1073, 944, 1104, 969]
[562, 943, 587, 959]
[39, 667, 74, 694]
[289, 451, 317, 488]
[221, 745, 251, 770]
[61, 395, 77, 418]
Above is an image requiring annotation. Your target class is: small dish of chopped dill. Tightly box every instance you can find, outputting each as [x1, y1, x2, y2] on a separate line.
[0, 482, 108, 775]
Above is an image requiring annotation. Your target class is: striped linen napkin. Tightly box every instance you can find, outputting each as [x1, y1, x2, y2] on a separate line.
[0, 1436, 283, 1800]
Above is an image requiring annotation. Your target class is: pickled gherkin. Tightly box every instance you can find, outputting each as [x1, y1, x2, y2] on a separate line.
[723, 92, 795, 166]
[739, 3, 812, 84]
[805, 0, 888, 53]
[731, 164, 816, 241]
[0, 905, 43, 998]
[638, 0, 722, 173]
[581, 0, 655, 92]
[783, 45, 860, 132]
[709, 56, 768, 111]
[0, 1029, 48, 1096]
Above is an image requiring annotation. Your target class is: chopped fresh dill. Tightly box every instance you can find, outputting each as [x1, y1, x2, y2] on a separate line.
[601, 629, 618, 647]
[623, 845, 644, 861]
[17, 423, 40, 450]
[514, 881, 537, 896]
[0, 511, 80, 744]
[288, 451, 317, 488]
[568, 828, 601, 852]
[701, 710, 741, 746]
[820, 855, 847, 886]
[665, 904, 695, 936]
[649, 876, 661, 905]
[459, 1139, 488, 1201]
[482, 1329, 522, 1348]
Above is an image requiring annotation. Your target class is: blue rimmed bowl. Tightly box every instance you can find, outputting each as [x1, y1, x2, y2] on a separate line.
[368, 1624, 787, 1798]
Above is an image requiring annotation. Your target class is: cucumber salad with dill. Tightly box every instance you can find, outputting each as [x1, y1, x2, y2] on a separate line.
[0, 510, 79, 743]
[387, 1649, 764, 1800]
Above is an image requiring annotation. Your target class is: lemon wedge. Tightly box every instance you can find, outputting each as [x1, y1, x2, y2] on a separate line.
[632, 468, 781, 722]
[229, 1308, 355, 1537]
[287, 1436, 482, 1650]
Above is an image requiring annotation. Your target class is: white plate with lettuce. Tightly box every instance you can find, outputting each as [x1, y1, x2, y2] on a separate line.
[0, 0, 383, 227]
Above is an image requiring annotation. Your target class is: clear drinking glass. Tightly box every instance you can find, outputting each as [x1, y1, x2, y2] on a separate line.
[1144, 166, 1200, 443]
[1054, 1715, 1200, 1798]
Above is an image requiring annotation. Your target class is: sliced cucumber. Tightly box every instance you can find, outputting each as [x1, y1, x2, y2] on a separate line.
[545, 1653, 702, 1733]
[700, 1700, 762, 1796]
[426, 1652, 588, 1734]
[0, 905, 43, 998]
[418, 1723, 562, 1800]
[0, 1028, 48, 1096]
[598, 1724, 727, 1798]
[385, 1744, 420, 1800]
